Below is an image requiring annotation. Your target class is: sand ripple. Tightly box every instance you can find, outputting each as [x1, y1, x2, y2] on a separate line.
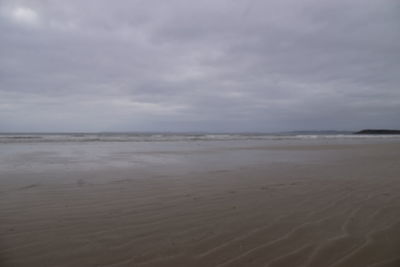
[1, 143, 400, 267]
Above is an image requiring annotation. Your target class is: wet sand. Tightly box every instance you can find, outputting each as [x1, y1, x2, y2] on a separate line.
[1, 142, 400, 266]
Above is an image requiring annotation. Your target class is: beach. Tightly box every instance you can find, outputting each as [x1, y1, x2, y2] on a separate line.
[1, 137, 400, 267]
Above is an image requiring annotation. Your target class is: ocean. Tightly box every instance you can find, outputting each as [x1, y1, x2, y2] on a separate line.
[1, 132, 400, 143]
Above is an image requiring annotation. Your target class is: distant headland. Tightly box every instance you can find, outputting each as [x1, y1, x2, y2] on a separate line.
[354, 129, 400, 135]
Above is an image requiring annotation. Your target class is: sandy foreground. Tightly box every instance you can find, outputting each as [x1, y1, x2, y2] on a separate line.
[1, 142, 400, 267]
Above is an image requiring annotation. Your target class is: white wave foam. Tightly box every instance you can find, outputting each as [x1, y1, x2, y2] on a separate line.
[1, 133, 400, 144]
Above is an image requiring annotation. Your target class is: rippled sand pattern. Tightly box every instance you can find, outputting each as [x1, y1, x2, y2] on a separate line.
[1, 143, 400, 266]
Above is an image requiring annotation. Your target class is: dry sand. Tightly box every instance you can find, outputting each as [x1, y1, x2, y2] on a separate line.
[1, 142, 400, 266]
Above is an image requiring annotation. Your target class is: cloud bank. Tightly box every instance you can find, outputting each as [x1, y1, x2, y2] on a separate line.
[1, 0, 399, 132]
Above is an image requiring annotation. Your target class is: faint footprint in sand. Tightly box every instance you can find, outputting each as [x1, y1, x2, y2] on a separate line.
[272, 183, 286, 187]
[212, 170, 230, 174]
[77, 179, 86, 187]
[112, 178, 133, 184]
[18, 184, 40, 190]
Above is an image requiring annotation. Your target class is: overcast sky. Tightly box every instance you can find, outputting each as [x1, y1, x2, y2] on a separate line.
[0, 0, 399, 132]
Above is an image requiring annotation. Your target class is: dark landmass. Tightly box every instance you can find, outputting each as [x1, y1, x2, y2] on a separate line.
[354, 129, 400, 135]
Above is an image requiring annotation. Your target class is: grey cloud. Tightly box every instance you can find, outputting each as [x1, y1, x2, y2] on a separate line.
[0, 0, 399, 132]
